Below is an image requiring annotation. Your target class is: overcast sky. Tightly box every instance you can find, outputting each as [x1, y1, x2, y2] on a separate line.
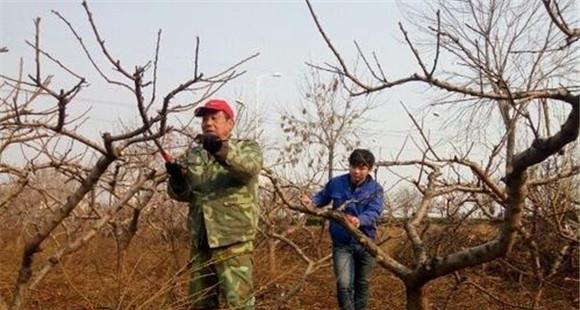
[2, 0, 454, 182]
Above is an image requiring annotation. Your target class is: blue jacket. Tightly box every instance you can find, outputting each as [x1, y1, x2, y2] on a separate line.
[312, 173, 384, 246]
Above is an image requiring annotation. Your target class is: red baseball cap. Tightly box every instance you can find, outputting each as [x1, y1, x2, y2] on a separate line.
[194, 99, 235, 119]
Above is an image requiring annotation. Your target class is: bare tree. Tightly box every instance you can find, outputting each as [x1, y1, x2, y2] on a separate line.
[278, 69, 376, 182]
[302, 0, 579, 308]
[0, 1, 256, 308]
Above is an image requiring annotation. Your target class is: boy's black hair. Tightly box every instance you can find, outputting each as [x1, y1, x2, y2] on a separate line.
[348, 149, 375, 168]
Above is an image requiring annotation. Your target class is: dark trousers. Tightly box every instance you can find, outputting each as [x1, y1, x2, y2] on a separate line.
[332, 243, 375, 310]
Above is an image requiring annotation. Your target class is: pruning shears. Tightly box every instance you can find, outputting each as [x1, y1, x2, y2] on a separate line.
[153, 138, 173, 163]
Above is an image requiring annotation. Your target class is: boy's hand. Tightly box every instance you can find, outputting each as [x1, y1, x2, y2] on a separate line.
[345, 214, 360, 228]
[300, 194, 314, 209]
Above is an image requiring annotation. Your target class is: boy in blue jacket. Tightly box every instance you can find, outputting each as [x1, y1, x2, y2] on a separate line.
[302, 149, 384, 310]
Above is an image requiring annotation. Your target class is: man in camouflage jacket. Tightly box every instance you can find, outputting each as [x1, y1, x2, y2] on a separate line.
[166, 99, 262, 310]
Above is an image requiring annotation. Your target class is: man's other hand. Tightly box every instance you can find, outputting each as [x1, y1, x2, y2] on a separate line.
[195, 134, 223, 155]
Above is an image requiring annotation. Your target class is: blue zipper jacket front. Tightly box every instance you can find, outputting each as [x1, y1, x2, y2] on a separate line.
[312, 173, 384, 246]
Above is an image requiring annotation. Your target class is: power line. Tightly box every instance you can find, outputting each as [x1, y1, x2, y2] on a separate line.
[0, 89, 135, 109]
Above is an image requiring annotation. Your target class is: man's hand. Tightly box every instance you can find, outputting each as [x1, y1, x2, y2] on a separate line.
[195, 134, 223, 155]
[345, 214, 360, 228]
[165, 161, 186, 183]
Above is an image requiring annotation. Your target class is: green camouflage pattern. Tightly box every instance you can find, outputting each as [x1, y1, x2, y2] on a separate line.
[168, 138, 262, 248]
[189, 241, 255, 309]
[168, 139, 261, 309]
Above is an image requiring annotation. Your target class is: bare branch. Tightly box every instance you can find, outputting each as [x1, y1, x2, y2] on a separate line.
[305, 0, 368, 91]
[81, 0, 134, 80]
[511, 94, 578, 175]
[51, 9, 134, 92]
[542, 0, 580, 46]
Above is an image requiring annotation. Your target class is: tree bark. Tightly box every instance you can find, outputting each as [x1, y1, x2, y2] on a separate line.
[406, 285, 428, 310]
[268, 236, 277, 275]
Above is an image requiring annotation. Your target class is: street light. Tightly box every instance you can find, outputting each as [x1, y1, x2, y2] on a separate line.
[256, 72, 282, 111]
[234, 73, 282, 136]
[255, 72, 282, 129]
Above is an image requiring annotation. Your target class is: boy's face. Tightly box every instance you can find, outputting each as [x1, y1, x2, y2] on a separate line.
[349, 164, 371, 185]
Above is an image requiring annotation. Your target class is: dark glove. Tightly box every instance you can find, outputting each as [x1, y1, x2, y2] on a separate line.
[165, 161, 186, 183]
[195, 134, 223, 155]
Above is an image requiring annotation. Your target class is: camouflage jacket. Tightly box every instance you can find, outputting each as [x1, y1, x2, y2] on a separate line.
[167, 139, 262, 249]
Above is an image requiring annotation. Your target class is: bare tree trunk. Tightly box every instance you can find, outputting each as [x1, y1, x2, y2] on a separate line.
[0, 296, 7, 310]
[11, 154, 115, 310]
[268, 232, 277, 275]
[406, 285, 428, 310]
[315, 145, 335, 256]
[328, 146, 334, 180]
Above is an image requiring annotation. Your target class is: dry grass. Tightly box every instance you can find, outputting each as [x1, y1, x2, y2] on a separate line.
[0, 223, 577, 309]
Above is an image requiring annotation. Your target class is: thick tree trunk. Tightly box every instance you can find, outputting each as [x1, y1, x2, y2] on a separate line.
[406, 285, 428, 310]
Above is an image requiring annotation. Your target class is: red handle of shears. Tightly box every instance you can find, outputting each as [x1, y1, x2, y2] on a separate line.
[160, 149, 174, 163]
[150, 136, 174, 163]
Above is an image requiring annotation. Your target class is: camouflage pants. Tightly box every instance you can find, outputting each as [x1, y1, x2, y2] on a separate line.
[189, 241, 255, 310]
